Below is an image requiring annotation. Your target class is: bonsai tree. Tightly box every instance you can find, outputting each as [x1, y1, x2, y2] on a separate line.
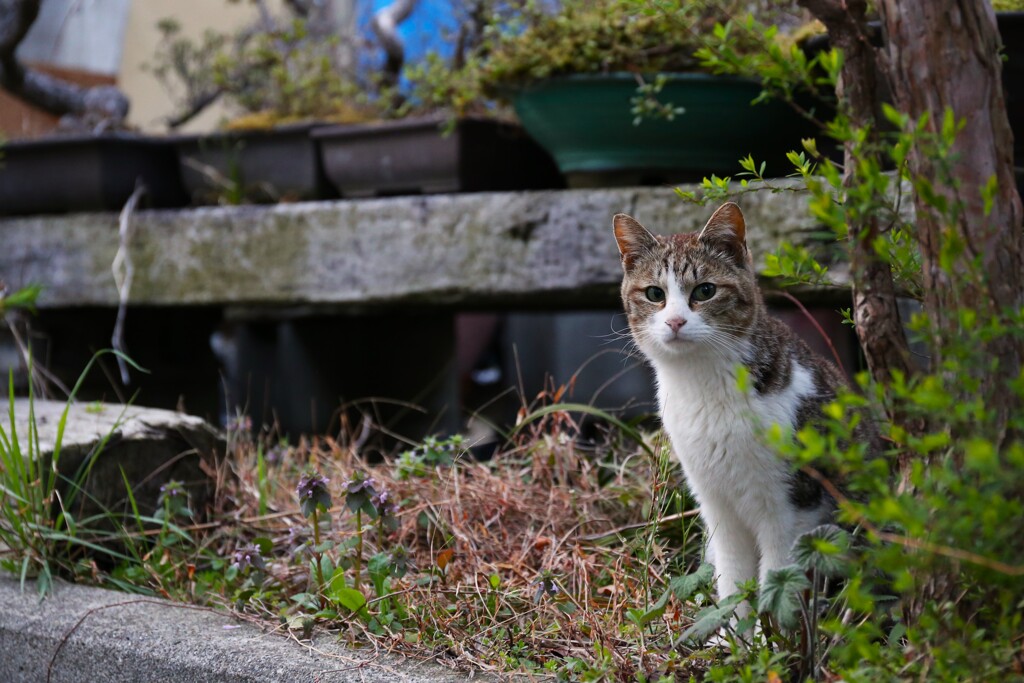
[405, 0, 817, 120]
[148, 0, 401, 129]
[479, 0, 806, 87]
[157, 21, 379, 130]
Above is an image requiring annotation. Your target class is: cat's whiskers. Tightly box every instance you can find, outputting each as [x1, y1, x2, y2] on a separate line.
[699, 339, 736, 367]
[597, 329, 635, 344]
[701, 335, 748, 366]
[618, 339, 644, 363]
[692, 328, 749, 358]
[705, 323, 756, 337]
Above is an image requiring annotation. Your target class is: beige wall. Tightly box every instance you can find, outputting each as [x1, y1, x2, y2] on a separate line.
[119, 0, 288, 134]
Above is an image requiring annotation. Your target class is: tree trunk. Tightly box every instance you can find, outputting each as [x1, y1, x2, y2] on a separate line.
[798, 0, 915, 388]
[803, 0, 1024, 622]
[878, 0, 1024, 434]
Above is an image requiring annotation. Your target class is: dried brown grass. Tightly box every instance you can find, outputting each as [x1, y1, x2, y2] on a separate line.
[205, 403, 711, 680]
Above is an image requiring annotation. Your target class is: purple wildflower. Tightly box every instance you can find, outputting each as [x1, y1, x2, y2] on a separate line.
[266, 443, 288, 464]
[231, 544, 266, 573]
[297, 472, 332, 518]
[159, 481, 185, 500]
[226, 414, 252, 434]
[371, 488, 399, 516]
[297, 473, 329, 499]
[344, 472, 378, 494]
[533, 573, 560, 603]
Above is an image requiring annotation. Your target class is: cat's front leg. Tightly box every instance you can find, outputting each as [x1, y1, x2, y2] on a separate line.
[703, 506, 758, 617]
[753, 507, 814, 587]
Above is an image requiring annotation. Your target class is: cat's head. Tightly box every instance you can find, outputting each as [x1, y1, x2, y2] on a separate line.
[612, 202, 761, 362]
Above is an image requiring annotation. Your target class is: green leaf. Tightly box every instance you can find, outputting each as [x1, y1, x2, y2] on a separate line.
[0, 284, 43, 314]
[881, 103, 907, 129]
[252, 536, 273, 555]
[679, 599, 740, 645]
[791, 525, 851, 578]
[757, 565, 810, 630]
[668, 562, 715, 602]
[368, 551, 391, 578]
[368, 552, 392, 598]
[626, 607, 646, 627]
[331, 586, 367, 613]
[964, 437, 997, 473]
[801, 137, 819, 158]
[290, 592, 319, 611]
[982, 173, 999, 216]
[557, 601, 578, 615]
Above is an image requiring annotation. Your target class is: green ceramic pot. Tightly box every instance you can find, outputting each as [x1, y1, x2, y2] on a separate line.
[511, 73, 822, 182]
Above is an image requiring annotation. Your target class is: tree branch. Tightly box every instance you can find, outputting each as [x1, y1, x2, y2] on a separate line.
[371, 0, 418, 87]
[0, 0, 129, 129]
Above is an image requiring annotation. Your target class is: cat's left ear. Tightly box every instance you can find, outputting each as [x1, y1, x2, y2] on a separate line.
[698, 202, 748, 265]
[613, 214, 658, 271]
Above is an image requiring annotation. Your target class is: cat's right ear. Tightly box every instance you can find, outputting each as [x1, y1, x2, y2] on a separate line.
[613, 214, 657, 271]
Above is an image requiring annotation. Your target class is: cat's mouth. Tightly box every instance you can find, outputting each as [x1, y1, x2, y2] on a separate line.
[657, 332, 697, 348]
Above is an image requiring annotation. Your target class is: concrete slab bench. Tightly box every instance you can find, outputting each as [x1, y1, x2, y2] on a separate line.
[0, 187, 849, 438]
[0, 186, 843, 310]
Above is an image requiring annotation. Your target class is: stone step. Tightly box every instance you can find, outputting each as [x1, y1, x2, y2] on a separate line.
[3, 398, 223, 521]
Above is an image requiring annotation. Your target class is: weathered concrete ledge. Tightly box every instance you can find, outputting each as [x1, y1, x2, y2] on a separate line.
[0, 186, 844, 310]
[0, 576, 491, 682]
[4, 398, 223, 518]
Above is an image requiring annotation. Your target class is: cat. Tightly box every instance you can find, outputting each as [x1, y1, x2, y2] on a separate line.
[613, 202, 849, 613]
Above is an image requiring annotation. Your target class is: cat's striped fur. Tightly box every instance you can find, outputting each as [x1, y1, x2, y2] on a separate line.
[613, 203, 848, 611]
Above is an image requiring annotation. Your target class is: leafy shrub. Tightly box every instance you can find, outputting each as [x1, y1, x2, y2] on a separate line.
[148, 16, 384, 128]
[405, 0, 816, 123]
[476, 0, 805, 90]
[677, 10, 1024, 681]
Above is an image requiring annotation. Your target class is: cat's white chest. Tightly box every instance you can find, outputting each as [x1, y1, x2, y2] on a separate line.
[654, 355, 813, 512]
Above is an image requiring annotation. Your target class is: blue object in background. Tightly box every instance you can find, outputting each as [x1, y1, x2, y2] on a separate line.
[356, 0, 459, 82]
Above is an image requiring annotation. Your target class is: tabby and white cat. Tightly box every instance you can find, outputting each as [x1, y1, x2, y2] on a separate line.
[613, 202, 847, 610]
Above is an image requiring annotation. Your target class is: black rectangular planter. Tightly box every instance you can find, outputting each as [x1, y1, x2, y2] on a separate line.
[0, 134, 187, 216]
[313, 117, 564, 197]
[173, 123, 334, 205]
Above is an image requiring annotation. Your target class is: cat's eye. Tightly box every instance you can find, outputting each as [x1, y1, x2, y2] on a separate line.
[645, 286, 666, 303]
[691, 282, 717, 302]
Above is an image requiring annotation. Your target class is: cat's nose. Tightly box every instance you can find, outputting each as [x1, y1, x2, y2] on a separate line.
[665, 317, 686, 334]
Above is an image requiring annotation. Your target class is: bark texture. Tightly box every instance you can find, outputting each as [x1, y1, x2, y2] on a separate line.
[879, 0, 1024, 429]
[801, 0, 1024, 621]
[798, 0, 915, 387]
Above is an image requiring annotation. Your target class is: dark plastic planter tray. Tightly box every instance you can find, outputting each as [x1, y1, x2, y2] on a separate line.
[0, 134, 187, 216]
[313, 117, 564, 197]
[174, 123, 333, 205]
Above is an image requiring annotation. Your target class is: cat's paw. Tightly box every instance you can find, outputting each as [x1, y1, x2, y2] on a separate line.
[700, 619, 766, 652]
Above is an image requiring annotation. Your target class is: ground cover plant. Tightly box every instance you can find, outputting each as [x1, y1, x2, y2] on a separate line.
[2, 368, 737, 679]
